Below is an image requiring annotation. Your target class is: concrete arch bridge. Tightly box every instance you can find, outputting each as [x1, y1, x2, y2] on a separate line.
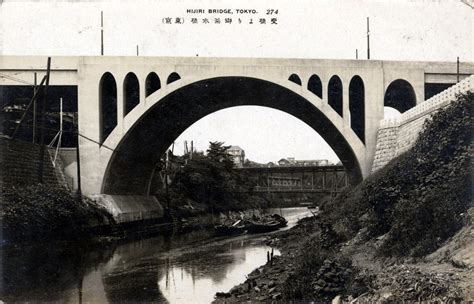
[0, 56, 472, 196]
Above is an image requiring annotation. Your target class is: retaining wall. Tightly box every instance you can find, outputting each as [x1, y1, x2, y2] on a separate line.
[372, 75, 473, 172]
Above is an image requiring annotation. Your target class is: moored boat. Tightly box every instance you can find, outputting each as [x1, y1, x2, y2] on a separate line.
[214, 214, 288, 235]
[246, 220, 281, 234]
[270, 213, 288, 227]
[215, 219, 247, 236]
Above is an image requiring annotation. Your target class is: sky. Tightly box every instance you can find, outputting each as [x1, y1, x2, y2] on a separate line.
[1, 0, 472, 163]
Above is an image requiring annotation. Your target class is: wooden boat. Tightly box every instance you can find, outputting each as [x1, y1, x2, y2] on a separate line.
[246, 220, 281, 234]
[215, 214, 288, 235]
[215, 220, 247, 236]
[270, 213, 288, 227]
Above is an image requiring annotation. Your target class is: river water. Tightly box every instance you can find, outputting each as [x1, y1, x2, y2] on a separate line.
[0, 207, 312, 303]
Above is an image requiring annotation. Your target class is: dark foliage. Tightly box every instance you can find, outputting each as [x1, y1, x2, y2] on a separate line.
[1, 184, 114, 241]
[282, 219, 360, 301]
[322, 92, 473, 257]
[165, 141, 266, 213]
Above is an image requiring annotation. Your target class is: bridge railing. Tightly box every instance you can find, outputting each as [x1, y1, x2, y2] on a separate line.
[379, 75, 472, 129]
[400, 75, 472, 124]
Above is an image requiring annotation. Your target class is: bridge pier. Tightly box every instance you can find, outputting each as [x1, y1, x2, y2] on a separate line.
[342, 78, 351, 126]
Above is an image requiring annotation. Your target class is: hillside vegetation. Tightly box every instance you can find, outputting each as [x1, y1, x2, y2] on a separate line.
[323, 92, 473, 257]
[1, 184, 114, 242]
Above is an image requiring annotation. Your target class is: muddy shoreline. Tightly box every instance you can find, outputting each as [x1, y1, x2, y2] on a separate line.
[214, 210, 474, 303]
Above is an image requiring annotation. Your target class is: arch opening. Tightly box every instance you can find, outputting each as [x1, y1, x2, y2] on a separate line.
[124, 72, 140, 116]
[307, 74, 322, 98]
[145, 72, 161, 97]
[101, 77, 363, 195]
[384, 79, 416, 113]
[328, 75, 343, 116]
[99, 72, 117, 144]
[349, 75, 365, 143]
[173, 106, 341, 165]
[384, 106, 402, 119]
[167, 72, 181, 84]
[288, 74, 302, 86]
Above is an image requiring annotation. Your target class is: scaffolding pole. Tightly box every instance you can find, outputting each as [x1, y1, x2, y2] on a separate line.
[49, 98, 63, 167]
[38, 57, 51, 183]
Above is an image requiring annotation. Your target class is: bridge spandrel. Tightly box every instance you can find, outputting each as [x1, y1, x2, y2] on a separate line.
[1, 55, 472, 195]
[69, 56, 474, 196]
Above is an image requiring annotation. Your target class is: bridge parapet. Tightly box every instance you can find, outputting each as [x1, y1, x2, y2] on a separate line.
[372, 75, 473, 172]
[400, 75, 472, 123]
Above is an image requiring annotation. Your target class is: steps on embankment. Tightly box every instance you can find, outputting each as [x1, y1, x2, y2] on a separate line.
[0, 136, 69, 190]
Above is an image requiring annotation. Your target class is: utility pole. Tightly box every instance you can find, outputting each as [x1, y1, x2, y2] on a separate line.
[38, 57, 51, 183]
[367, 17, 371, 60]
[101, 11, 104, 56]
[356, 49, 358, 60]
[32, 72, 37, 143]
[136, 45, 139, 56]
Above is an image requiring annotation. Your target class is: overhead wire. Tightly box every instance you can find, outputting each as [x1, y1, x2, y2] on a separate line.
[0, 72, 36, 86]
[9, 122, 117, 153]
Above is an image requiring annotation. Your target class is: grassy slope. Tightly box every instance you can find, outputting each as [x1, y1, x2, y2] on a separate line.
[323, 92, 473, 257]
[1, 184, 114, 242]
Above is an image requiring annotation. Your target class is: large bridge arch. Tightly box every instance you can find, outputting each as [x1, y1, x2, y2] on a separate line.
[99, 76, 366, 195]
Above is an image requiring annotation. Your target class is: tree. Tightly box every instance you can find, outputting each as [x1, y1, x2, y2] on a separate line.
[206, 141, 234, 169]
[167, 141, 256, 212]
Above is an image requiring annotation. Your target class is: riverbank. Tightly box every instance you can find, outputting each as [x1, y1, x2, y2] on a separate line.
[0, 187, 288, 250]
[0, 181, 273, 245]
[0, 184, 115, 244]
[214, 94, 473, 302]
[214, 207, 474, 302]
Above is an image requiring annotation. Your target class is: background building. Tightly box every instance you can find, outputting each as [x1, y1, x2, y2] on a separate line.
[227, 145, 245, 168]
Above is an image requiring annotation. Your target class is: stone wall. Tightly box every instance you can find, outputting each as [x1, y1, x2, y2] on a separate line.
[0, 136, 70, 190]
[372, 75, 473, 172]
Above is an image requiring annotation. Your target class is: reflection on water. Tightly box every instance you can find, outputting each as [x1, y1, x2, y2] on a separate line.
[0, 207, 311, 303]
[159, 239, 279, 304]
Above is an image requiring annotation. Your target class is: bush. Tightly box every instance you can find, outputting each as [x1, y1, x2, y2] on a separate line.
[379, 92, 472, 256]
[282, 227, 357, 301]
[1, 184, 114, 242]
